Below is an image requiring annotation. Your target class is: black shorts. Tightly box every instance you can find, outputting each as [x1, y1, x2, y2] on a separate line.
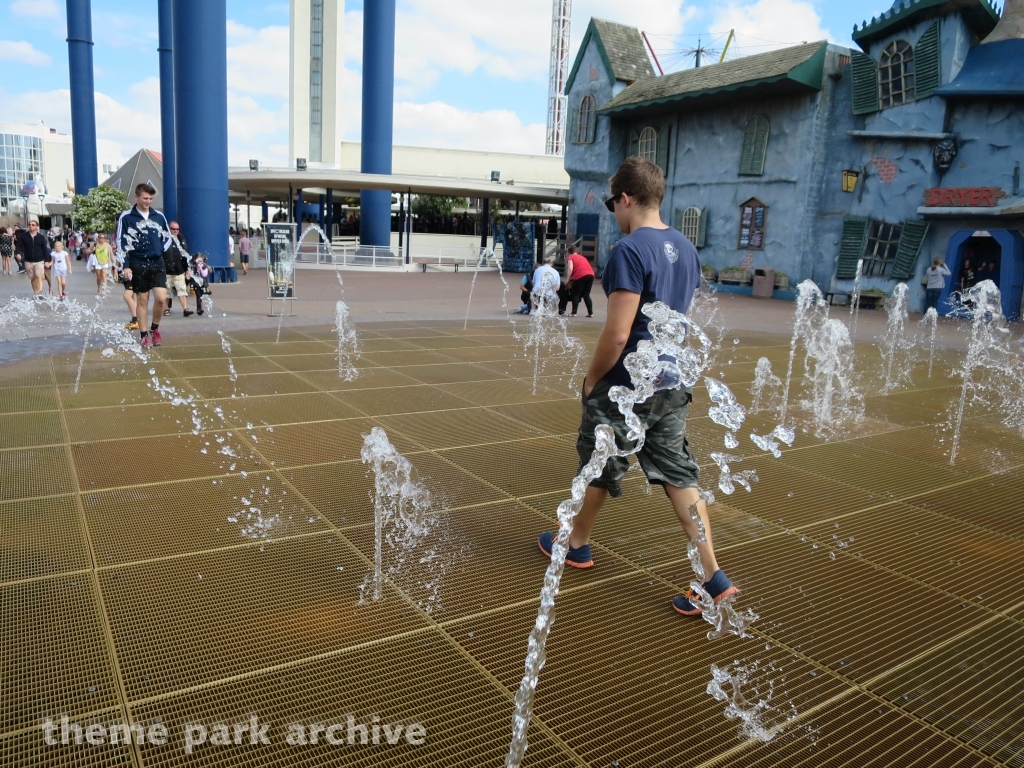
[128, 258, 167, 294]
[240, 253, 249, 264]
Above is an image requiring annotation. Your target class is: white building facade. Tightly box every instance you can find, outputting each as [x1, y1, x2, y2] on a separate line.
[289, 0, 345, 166]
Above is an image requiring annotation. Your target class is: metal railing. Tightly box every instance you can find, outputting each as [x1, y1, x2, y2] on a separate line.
[289, 241, 501, 270]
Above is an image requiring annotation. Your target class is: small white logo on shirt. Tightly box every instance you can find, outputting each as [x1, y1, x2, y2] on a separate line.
[663, 241, 679, 264]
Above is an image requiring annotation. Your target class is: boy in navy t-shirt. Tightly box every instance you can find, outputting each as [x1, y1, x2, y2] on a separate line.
[537, 157, 738, 616]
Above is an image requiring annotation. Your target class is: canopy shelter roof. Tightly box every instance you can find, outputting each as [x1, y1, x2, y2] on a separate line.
[228, 168, 569, 206]
[936, 38, 1024, 97]
[852, 0, 999, 50]
[597, 41, 828, 117]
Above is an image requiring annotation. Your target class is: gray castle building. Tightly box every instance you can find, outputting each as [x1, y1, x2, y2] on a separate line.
[564, 1, 1024, 318]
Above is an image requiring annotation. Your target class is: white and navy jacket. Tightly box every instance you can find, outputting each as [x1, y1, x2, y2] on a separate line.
[116, 206, 173, 262]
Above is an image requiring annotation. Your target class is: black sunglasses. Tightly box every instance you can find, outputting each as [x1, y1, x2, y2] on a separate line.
[604, 193, 624, 213]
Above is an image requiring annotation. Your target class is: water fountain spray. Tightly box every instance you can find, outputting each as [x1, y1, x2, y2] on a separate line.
[780, 281, 825, 423]
[521, 270, 585, 395]
[920, 307, 938, 378]
[848, 258, 863, 341]
[880, 282, 915, 393]
[749, 358, 784, 418]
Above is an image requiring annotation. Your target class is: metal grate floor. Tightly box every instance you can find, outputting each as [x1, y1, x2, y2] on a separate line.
[2, 320, 1022, 766]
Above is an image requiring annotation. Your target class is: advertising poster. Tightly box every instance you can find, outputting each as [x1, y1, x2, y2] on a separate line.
[265, 223, 297, 299]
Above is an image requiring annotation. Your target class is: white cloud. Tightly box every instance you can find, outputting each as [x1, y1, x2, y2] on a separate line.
[394, 101, 546, 155]
[227, 93, 289, 166]
[226, 21, 290, 99]
[0, 40, 53, 67]
[709, 0, 833, 54]
[9, 0, 59, 18]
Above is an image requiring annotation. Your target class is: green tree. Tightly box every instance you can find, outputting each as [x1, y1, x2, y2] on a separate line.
[71, 185, 129, 234]
[411, 195, 468, 218]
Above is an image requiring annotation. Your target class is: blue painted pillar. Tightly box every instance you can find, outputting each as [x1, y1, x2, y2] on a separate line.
[172, 0, 232, 281]
[65, 0, 98, 194]
[359, 0, 396, 247]
[262, 202, 269, 222]
[318, 193, 326, 228]
[157, 0, 177, 221]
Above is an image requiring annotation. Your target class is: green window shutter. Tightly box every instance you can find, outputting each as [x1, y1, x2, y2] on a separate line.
[739, 116, 769, 176]
[629, 130, 640, 157]
[656, 125, 670, 175]
[891, 219, 931, 279]
[569, 103, 580, 145]
[697, 207, 708, 248]
[915, 22, 941, 98]
[672, 208, 683, 230]
[852, 51, 880, 115]
[836, 216, 870, 279]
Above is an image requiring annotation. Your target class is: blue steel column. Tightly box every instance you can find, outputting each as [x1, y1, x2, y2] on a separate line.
[172, 0, 232, 280]
[325, 189, 334, 240]
[65, 0, 98, 194]
[359, 0, 396, 247]
[157, 0, 177, 221]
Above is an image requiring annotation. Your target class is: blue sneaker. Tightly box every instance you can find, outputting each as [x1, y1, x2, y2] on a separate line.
[672, 570, 739, 616]
[537, 531, 594, 569]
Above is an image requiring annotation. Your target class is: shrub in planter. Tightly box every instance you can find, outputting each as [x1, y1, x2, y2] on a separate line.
[701, 264, 718, 282]
[773, 272, 790, 290]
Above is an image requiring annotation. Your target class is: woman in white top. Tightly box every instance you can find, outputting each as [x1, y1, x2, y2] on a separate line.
[924, 258, 951, 312]
[50, 242, 71, 300]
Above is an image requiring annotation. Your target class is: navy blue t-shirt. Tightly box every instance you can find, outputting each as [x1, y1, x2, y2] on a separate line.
[600, 226, 701, 387]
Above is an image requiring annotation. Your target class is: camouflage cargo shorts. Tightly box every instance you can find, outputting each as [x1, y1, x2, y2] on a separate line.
[577, 378, 700, 498]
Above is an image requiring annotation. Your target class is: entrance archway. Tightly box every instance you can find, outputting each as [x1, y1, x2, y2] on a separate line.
[940, 229, 1024, 319]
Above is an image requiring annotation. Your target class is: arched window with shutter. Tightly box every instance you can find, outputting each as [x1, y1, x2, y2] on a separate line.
[739, 115, 769, 176]
[638, 127, 658, 161]
[577, 95, 596, 144]
[879, 40, 915, 108]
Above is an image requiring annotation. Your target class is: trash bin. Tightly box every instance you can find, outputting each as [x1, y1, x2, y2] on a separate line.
[752, 268, 775, 299]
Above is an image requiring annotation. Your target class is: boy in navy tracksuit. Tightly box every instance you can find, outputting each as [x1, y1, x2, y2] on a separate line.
[116, 183, 172, 348]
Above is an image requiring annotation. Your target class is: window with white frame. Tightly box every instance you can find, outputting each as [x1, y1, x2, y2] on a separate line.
[638, 127, 657, 161]
[681, 207, 702, 243]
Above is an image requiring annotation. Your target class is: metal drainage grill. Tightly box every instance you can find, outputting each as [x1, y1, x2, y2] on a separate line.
[1, 321, 1021, 767]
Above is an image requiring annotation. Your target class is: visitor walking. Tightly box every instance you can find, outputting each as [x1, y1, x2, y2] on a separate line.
[0, 227, 13, 275]
[562, 245, 595, 317]
[924, 258, 951, 312]
[87, 233, 114, 295]
[116, 183, 172, 347]
[163, 222, 194, 317]
[536, 157, 737, 617]
[15, 219, 52, 297]
[238, 231, 251, 275]
[50, 242, 71, 300]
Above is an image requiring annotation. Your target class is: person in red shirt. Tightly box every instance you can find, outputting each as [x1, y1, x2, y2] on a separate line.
[562, 245, 595, 317]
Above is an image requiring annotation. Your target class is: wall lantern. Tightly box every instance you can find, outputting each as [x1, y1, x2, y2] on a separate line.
[842, 170, 860, 193]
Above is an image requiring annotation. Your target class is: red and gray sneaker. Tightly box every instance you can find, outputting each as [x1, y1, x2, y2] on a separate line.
[537, 531, 594, 569]
[151, 328, 163, 347]
[672, 570, 739, 616]
[140, 334, 152, 350]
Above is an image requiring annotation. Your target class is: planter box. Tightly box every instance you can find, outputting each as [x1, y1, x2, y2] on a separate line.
[719, 268, 752, 285]
[701, 265, 718, 282]
[774, 274, 790, 290]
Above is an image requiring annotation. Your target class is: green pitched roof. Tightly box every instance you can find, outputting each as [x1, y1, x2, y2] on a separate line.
[564, 18, 655, 95]
[852, 0, 999, 50]
[598, 41, 828, 116]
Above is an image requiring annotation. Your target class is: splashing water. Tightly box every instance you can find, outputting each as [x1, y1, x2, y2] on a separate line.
[705, 376, 747, 449]
[802, 318, 864, 439]
[750, 424, 796, 459]
[463, 248, 491, 330]
[880, 283, 915, 393]
[507, 301, 719, 767]
[273, 237, 297, 343]
[710, 452, 758, 495]
[359, 427, 433, 602]
[947, 281, 1024, 463]
[218, 331, 238, 382]
[780, 281, 825, 423]
[297, 224, 359, 378]
[707, 662, 788, 742]
[749, 358, 784, 418]
[849, 258, 863, 341]
[521, 270, 586, 395]
[920, 307, 938, 378]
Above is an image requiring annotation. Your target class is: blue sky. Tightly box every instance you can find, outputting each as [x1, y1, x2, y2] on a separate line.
[0, 0, 894, 164]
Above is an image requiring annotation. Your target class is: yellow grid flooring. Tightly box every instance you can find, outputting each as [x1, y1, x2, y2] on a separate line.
[2, 320, 1023, 767]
